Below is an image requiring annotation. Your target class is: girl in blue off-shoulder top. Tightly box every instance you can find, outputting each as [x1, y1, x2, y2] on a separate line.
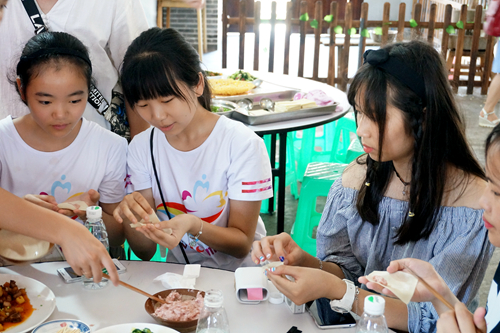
[251, 40, 493, 333]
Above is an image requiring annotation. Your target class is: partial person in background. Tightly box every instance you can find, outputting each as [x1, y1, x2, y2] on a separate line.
[0, 0, 150, 140]
[479, 41, 500, 128]
[0, 0, 118, 286]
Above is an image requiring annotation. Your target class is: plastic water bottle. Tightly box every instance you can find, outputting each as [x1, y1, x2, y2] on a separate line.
[355, 295, 388, 333]
[82, 206, 109, 290]
[196, 289, 230, 333]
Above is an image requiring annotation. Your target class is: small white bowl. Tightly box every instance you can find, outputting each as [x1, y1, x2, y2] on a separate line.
[33, 320, 91, 333]
[0, 229, 53, 262]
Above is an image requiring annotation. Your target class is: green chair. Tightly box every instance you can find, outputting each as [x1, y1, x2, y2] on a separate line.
[329, 112, 360, 164]
[291, 162, 347, 256]
[124, 240, 167, 262]
[260, 133, 299, 214]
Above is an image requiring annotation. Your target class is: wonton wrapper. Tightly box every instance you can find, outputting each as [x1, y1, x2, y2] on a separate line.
[57, 200, 89, 211]
[130, 212, 172, 234]
[261, 261, 283, 270]
[366, 271, 418, 304]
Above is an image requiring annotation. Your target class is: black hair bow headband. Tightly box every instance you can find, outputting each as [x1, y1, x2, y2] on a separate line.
[363, 49, 426, 104]
[16, 47, 92, 75]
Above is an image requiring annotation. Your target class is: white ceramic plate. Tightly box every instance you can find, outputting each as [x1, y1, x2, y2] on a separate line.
[0, 274, 56, 333]
[0, 229, 53, 262]
[93, 323, 180, 333]
[32, 320, 90, 333]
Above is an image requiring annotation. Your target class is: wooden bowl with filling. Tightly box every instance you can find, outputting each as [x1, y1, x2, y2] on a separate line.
[144, 289, 205, 333]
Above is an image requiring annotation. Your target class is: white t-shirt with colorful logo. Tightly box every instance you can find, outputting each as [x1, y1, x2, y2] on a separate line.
[0, 116, 127, 208]
[127, 116, 273, 271]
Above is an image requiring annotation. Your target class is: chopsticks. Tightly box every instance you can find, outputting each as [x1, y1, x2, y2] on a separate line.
[403, 265, 454, 310]
[102, 273, 167, 304]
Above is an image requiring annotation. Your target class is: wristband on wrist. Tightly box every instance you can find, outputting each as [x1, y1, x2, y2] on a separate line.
[189, 218, 203, 247]
[318, 258, 323, 270]
[330, 279, 356, 313]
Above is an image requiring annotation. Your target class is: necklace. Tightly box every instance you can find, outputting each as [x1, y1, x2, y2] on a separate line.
[393, 165, 410, 196]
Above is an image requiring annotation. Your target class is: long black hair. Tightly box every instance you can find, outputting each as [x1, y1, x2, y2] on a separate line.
[14, 31, 92, 104]
[348, 40, 485, 245]
[121, 27, 211, 111]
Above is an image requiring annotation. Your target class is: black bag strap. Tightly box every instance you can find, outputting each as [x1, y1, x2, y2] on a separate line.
[20, 0, 48, 35]
[150, 128, 190, 264]
[20, 0, 110, 114]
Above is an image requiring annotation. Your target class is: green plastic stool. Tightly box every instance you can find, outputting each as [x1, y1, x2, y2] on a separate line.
[346, 137, 364, 163]
[124, 240, 167, 262]
[329, 112, 359, 164]
[291, 162, 347, 256]
[260, 133, 299, 214]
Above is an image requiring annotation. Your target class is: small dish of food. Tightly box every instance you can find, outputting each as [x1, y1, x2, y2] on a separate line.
[0, 229, 54, 263]
[144, 289, 205, 333]
[210, 99, 239, 117]
[228, 70, 257, 82]
[205, 70, 223, 78]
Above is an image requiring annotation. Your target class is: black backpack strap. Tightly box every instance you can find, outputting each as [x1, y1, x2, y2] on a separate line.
[150, 128, 190, 264]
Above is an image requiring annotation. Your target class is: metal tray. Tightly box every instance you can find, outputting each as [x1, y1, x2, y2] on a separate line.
[232, 103, 338, 125]
[213, 80, 300, 104]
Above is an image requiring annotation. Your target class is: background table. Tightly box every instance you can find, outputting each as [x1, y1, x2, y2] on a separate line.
[233, 72, 351, 234]
[1, 261, 358, 332]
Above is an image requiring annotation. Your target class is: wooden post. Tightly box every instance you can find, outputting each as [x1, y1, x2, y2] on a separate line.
[283, 1, 292, 75]
[269, 1, 277, 72]
[298, 1, 307, 77]
[327, 1, 338, 86]
[397, 3, 406, 42]
[313, 1, 323, 80]
[427, 3, 436, 44]
[340, 2, 352, 91]
[238, 0, 246, 70]
[253, 1, 261, 71]
[382, 2, 390, 46]
[222, 0, 228, 68]
[358, 2, 369, 68]
[441, 4, 452, 59]
[412, 3, 422, 40]
[452, 4, 467, 93]
[467, 5, 482, 94]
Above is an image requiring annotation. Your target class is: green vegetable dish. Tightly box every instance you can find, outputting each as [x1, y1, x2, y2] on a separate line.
[131, 329, 153, 333]
[211, 106, 232, 113]
[229, 70, 257, 81]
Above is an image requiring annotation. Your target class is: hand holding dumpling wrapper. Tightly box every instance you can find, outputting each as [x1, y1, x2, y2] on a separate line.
[365, 271, 418, 304]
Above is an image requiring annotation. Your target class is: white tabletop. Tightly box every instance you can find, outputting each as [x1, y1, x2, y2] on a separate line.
[0, 261, 358, 333]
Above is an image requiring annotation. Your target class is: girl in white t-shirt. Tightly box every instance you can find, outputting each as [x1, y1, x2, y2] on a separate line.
[0, 31, 127, 250]
[114, 28, 273, 271]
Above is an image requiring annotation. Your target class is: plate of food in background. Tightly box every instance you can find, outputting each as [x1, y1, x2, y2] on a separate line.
[0, 274, 56, 333]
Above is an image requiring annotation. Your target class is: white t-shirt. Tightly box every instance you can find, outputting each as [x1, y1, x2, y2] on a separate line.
[486, 262, 500, 333]
[0, 0, 149, 129]
[128, 116, 273, 271]
[0, 116, 127, 207]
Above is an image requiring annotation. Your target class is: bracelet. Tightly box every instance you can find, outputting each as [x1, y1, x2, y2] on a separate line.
[318, 258, 323, 270]
[189, 218, 203, 247]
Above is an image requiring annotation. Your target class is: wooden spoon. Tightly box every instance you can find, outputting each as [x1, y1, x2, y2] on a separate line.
[102, 273, 167, 304]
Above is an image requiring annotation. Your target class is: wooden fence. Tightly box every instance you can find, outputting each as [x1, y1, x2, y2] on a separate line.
[222, 1, 495, 94]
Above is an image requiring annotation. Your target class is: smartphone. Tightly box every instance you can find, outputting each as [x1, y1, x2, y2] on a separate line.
[57, 258, 127, 283]
[306, 301, 356, 329]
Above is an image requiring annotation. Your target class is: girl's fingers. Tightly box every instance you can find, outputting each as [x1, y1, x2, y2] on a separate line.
[132, 192, 154, 215]
[473, 307, 487, 333]
[259, 236, 275, 260]
[455, 303, 479, 333]
[113, 206, 124, 223]
[251, 241, 265, 264]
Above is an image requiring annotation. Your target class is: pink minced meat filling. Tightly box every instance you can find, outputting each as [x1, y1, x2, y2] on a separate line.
[154, 291, 204, 321]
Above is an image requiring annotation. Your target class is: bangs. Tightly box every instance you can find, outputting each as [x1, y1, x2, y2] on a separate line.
[122, 52, 188, 107]
[348, 64, 388, 123]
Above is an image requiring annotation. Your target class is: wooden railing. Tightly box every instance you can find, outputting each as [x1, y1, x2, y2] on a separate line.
[222, 1, 495, 94]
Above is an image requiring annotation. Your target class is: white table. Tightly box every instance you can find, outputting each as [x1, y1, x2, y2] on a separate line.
[0, 261, 358, 332]
[222, 71, 352, 234]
